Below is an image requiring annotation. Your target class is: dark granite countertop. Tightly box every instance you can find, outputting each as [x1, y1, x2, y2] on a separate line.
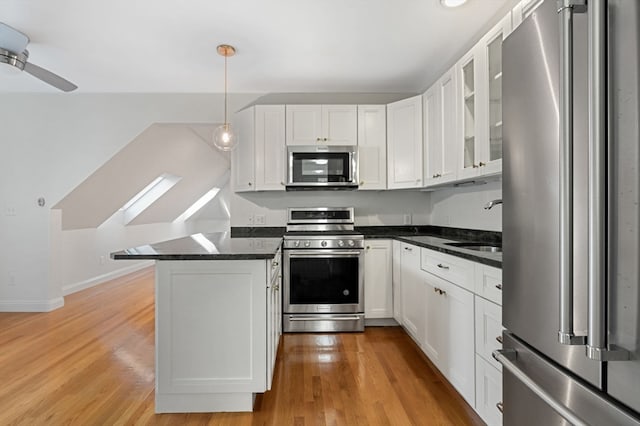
[111, 232, 282, 261]
[112, 226, 501, 267]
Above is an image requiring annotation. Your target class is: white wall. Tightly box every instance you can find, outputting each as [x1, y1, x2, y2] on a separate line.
[230, 190, 431, 227]
[429, 180, 502, 231]
[0, 93, 259, 311]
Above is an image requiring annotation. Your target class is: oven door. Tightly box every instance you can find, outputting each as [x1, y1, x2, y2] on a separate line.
[283, 249, 364, 314]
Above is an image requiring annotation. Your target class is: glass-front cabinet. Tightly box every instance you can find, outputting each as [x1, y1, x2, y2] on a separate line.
[456, 15, 512, 179]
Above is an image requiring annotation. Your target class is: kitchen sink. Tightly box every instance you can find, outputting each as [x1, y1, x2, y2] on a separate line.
[445, 242, 502, 253]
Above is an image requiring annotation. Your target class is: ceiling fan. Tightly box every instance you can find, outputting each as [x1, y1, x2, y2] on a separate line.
[0, 22, 77, 92]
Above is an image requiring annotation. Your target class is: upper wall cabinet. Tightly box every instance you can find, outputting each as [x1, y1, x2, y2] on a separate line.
[285, 105, 357, 146]
[424, 66, 458, 187]
[233, 105, 286, 192]
[387, 95, 423, 189]
[357, 105, 387, 190]
[456, 15, 512, 180]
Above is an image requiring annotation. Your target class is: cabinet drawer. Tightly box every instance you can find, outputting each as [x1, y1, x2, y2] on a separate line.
[475, 355, 503, 426]
[474, 263, 502, 305]
[474, 296, 503, 371]
[421, 248, 474, 292]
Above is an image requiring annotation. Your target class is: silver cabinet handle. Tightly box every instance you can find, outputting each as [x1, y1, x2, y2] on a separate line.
[496, 335, 503, 344]
[404, 246, 413, 251]
[495, 284, 503, 291]
[493, 349, 588, 426]
[496, 402, 503, 413]
[557, 0, 586, 347]
[437, 263, 449, 270]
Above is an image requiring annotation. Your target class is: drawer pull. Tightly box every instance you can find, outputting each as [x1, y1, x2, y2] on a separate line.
[495, 284, 503, 290]
[404, 247, 413, 251]
[496, 335, 503, 344]
[496, 402, 504, 413]
[437, 263, 450, 270]
[434, 287, 446, 296]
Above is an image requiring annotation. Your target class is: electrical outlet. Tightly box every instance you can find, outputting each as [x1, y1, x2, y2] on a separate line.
[5, 207, 16, 217]
[403, 214, 412, 225]
[255, 214, 266, 225]
[443, 215, 451, 225]
[248, 215, 254, 225]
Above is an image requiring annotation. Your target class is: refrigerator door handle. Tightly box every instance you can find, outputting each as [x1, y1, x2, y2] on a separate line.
[557, 0, 587, 346]
[493, 349, 589, 426]
[585, 0, 629, 362]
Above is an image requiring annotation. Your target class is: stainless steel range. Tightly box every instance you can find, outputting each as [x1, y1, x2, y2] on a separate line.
[282, 207, 364, 332]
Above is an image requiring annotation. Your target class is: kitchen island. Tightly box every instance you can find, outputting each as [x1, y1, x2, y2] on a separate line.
[112, 232, 282, 413]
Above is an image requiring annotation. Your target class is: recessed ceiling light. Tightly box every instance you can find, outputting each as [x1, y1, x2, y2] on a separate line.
[441, 0, 468, 8]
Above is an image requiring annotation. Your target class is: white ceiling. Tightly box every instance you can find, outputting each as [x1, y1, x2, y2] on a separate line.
[0, 0, 516, 94]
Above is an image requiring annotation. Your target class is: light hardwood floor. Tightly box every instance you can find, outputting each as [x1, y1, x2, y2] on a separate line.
[0, 267, 483, 426]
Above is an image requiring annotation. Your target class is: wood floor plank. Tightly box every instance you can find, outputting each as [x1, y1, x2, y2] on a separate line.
[0, 268, 483, 425]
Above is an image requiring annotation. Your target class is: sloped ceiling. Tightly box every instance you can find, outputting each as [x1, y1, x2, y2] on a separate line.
[53, 123, 229, 230]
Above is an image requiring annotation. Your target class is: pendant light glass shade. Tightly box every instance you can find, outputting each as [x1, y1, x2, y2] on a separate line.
[213, 123, 237, 151]
[213, 44, 238, 151]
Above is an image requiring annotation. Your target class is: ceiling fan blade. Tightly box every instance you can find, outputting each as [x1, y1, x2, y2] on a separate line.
[24, 62, 77, 92]
[0, 22, 29, 54]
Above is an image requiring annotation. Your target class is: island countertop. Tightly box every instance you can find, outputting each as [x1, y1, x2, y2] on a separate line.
[110, 232, 282, 261]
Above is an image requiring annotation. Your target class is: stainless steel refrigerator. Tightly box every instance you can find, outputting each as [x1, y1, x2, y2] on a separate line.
[496, 0, 640, 424]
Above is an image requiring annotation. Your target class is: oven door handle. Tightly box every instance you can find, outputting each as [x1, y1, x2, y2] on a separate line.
[286, 250, 363, 258]
[288, 315, 363, 321]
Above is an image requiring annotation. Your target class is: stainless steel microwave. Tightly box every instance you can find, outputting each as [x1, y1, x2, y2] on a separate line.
[286, 145, 358, 190]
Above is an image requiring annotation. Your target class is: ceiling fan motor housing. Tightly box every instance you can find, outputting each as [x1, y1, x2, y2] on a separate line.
[0, 47, 28, 71]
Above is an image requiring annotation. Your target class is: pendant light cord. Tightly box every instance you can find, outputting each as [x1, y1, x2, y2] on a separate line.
[224, 53, 228, 128]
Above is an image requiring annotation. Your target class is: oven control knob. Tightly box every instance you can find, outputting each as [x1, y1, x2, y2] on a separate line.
[304, 241, 311, 247]
[294, 240, 300, 248]
[348, 240, 355, 247]
[338, 240, 345, 247]
[321, 240, 328, 247]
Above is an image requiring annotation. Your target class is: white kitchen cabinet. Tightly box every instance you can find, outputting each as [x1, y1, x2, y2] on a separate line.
[475, 296, 503, 371]
[476, 355, 503, 426]
[155, 259, 268, 412]
[392, 240, 403, 325]
[266, 247, 282, 390]
[285, 105, 357, 146]
[512, 0, 544, 30]
[456, 15, 511, 180]
[474, 263, 503, 306]
[364, 239, 393, 319]
[424, 66, 458, 187]
[400, 242, 425, 343]
[233, 105, 286, 192]
[357, 105, 387, 189]
[387, 95, 423, 189]
[421, 270, 475, 406]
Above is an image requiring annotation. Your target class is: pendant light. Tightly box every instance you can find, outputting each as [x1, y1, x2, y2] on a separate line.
[213, 44, 237, 151]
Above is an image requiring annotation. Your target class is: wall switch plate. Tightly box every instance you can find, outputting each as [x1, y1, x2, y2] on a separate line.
[255, 214, 266, 225]
[247, 215, 254, 225]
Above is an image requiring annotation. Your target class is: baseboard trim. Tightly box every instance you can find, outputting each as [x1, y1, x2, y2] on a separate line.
[0, 296, 64, 312]
[62, 261, 155, 296]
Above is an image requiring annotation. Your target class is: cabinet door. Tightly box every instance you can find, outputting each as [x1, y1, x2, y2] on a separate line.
[439, 67, 459, 184]
[387, 95, 423, 189]
[156, 260, 267, 395]
[286, 105, 322, 145]
[266, 259, 282, 390]
[232, 107, 256, 192]
[475, 355, 503, 426]
[475, 296, 503, 371]
[357, 105, 387, 189]
[255, 105, 286, 191]
[322, 105, 357, 146]
[423, 82, 442, 186]
[478, 14, 512, 176]
[364, 240, 393, 319]
[400, 243, 424, 342]
[442, 280, 476, 405]
[392, 240, 403, 324]
[457, 45, 483, 180]
[423, 274, 446, 368]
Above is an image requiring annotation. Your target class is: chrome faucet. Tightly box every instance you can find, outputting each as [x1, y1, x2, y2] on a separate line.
[484, 199, 503, 210]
